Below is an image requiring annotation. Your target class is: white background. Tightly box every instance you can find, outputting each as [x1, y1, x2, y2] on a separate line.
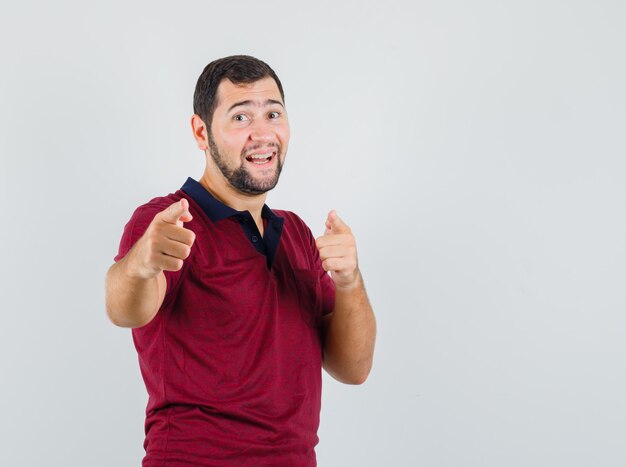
[1, 1, 625, 466]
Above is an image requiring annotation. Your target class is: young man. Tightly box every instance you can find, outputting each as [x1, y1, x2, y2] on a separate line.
[105, 55, 376, 466]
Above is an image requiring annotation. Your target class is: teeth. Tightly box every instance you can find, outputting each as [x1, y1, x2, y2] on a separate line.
[249, 153, 273, 159]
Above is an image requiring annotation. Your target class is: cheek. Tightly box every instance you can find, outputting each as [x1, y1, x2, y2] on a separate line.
[278, 125, 291, 147]
[215, 128, 249, 154]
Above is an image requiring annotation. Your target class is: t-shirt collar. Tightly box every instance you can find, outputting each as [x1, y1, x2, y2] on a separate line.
[181, 177, 281, 223]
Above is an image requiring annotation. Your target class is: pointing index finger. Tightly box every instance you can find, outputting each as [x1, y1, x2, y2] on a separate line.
[325, 210, 351, 234]
[160, 199, 193, 225]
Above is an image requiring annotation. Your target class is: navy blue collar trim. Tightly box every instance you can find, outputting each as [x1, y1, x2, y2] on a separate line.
[181, 177, 284, 269]
[181, 177, 281, 223]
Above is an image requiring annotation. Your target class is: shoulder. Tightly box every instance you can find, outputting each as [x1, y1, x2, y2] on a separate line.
[272, 209, 311, 232]
[271, 209, 319, 252]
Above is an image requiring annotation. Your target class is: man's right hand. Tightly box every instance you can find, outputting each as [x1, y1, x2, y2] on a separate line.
[127, 198, 196, 279]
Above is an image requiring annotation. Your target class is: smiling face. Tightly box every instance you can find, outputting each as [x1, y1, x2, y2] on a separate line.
[203, 77, 290, 196]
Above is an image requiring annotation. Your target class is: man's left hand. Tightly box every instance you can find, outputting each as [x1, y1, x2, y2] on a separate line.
[315, 210, 360, 290]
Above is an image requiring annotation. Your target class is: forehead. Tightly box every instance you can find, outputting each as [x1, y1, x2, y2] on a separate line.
[214, 77, 283, 111]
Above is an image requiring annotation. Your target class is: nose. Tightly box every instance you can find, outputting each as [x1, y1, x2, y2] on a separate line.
[249, 120, 276, 143]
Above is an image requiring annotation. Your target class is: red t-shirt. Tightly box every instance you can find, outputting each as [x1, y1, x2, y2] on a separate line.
[114, 180, 334, 466]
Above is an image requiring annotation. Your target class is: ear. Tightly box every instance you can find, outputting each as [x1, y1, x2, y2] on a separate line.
[191, 114, 209, 151]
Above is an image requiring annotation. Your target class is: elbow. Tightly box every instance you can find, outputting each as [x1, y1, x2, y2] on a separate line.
[105, 298, 129, 328]
[104, 267, 138, 328]
[105, 269, 125, 328]
[105, 305, 147, 328]
[346, 367, 372, 385]
[337, 370, 370, 386]
[106, 305, 127, 328]
[324, 359, 372, 385]
[105, 298, 152, 328]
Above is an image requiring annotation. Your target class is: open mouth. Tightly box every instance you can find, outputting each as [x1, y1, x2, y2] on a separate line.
[245, 151, 276, 165]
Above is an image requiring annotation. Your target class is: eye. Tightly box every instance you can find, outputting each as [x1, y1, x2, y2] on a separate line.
[233, 114, 249, 122]
[268, 111, 281, 119]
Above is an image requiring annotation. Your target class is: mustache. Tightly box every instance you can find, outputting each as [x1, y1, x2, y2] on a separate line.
[241, 142, 280, 157]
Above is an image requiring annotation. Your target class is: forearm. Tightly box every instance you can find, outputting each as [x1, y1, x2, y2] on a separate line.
[322, 272, 376, 385]
[105, 255, 164, 328]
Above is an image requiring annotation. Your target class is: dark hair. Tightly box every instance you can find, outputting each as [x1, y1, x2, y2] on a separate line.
[193, 55, 285, 128]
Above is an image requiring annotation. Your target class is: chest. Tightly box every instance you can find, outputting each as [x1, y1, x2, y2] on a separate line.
[166, 221, 323, 335]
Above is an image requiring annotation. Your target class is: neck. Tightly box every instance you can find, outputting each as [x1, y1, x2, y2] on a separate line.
[199, 167, 267, 223]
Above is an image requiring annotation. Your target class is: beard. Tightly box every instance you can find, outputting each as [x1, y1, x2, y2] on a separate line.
[207, 132, 284, 195]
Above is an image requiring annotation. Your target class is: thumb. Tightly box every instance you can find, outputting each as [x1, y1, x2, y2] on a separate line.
[160, 199, 193, 226]
[324, 210, 349, 235]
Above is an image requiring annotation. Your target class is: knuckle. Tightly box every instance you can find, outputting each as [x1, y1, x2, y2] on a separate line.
[144, 243, 153, 257]
[150, 251, 161, 266]
[148, 225, 162, 240]
[171, 259, 184, 271]
[150, 233, 162, 246]
[182, 246, 191, 259]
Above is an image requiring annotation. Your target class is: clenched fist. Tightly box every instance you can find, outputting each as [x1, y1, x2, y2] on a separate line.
[315, 210, 360, 290]
[127, 199, 196, 279]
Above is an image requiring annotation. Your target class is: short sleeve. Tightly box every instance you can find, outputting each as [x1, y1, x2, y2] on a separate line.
[113, 202, 183, 298]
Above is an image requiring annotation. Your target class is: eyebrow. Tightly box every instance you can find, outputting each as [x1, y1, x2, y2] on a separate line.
[227, 99, 284, 113]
